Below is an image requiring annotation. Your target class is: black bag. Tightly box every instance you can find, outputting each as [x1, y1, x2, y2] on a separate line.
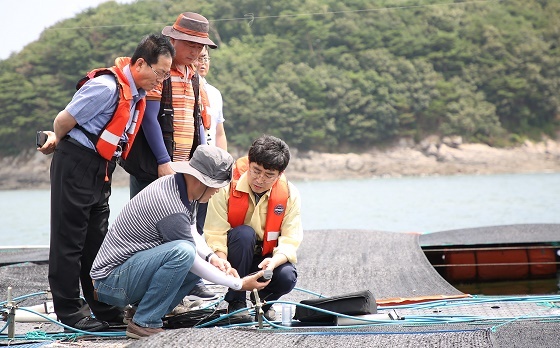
[118, 78, 174, 181]
[293, 290, 377, 323]
[163, 308, 252, 328]
[163, 308, 226, 328]
[118, 127, 158, 181]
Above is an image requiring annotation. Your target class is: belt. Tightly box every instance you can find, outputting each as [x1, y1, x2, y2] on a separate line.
[65, 136, 96, 154]
[65, 136, 119, 162]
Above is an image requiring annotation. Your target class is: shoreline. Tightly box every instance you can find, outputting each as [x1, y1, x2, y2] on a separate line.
[2, 138, 560, 190]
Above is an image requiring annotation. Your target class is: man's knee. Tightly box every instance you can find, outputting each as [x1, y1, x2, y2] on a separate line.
[228, 225, 257, 245]
[274, 265, 298, 294]
[167, 241, 196, 267]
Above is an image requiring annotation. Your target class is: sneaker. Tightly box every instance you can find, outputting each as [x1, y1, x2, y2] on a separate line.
[227, 300, 253, 323]
[64, 316, 109, 332]
[168, 299, 204, 316]
[254, 306, 277, 322]
[186, 282, 219, 301]
[126, 321, 164, 339]
[264, 307, 277, 321]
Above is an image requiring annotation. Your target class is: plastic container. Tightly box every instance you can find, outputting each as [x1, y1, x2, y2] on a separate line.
[281, 303, 292, 326]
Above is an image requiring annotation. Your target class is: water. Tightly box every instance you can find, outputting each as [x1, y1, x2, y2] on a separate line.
[1, 172, 559, 246]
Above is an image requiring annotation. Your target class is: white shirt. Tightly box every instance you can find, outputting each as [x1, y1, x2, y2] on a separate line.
[201, 77, 224, 147]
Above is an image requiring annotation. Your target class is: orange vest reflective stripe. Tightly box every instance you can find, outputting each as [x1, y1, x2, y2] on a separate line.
[76, 64, 146, 161]
[227, 156, 290, 255]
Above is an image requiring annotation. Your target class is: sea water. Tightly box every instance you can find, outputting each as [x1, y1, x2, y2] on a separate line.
[1, 172, 559, 246]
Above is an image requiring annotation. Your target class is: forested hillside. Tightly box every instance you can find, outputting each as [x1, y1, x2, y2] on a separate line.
[0, 0, 558, 156]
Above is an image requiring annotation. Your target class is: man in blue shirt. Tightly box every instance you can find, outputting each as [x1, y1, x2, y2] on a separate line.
[40, 34, 174, 332]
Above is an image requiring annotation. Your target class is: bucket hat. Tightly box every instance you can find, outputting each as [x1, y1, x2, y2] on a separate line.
[162, 12, 217, 49]
[170, 145, 232, 188]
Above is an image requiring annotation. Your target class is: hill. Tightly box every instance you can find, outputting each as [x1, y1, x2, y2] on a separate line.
[0, 0, 559, 156]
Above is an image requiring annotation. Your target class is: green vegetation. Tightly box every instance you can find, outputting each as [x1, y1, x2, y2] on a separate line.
[0, 0, 559, 155]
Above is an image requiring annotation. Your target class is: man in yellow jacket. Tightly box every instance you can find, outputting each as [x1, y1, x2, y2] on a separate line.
[204, 134, 303, 321]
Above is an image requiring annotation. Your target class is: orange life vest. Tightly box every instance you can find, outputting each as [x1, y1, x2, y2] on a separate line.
[76, 60, 146, 161]
[227, 156, 290, 256]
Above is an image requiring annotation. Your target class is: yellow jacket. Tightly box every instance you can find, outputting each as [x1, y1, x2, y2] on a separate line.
[204, 172, 303, 264]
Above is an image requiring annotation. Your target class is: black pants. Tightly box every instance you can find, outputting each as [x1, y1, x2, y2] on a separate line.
[49, 138, 121, 325]
[129, 175, 152, 199]
[224, 225, 297, 311]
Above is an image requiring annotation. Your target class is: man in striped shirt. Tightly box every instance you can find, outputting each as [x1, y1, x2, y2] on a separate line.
[129, 12, 216, 198]
[91, 145, 269, 338]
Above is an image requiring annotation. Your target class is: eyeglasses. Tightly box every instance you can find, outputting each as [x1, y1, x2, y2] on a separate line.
[147, 63, 171, 80]
[249, 167, 278, 183]
[197, 56, 210, 63]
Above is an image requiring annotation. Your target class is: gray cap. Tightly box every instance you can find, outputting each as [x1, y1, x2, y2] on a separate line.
[170, 145, 233, 188]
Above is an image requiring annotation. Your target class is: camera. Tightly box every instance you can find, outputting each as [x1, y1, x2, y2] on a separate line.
[36, 131, 48, 148]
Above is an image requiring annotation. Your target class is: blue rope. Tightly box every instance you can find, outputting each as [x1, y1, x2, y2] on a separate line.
[0, 307, 126, 342]
[3, 289, 559, 338]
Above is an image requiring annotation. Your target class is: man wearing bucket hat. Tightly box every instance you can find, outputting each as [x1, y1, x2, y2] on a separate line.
[119, 11, 219, 300]
[91, 145, 270, 338]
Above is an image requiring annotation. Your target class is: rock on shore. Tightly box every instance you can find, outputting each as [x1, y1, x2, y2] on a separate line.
[2, 137, 560, 190]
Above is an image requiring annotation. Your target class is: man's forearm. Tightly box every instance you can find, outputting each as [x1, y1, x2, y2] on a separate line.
[143, 100, 171, 164]
[215, 251, 227, 259]
[53, 110, 77, 141]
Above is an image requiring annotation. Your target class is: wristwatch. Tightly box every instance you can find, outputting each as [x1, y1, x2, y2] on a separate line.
[205, 252, 215, 262]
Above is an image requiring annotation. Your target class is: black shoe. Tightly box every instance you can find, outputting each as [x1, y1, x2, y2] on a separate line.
[227, 300, 253, 323]
[106, 313, 127, 328]
[186, 282, 218, 301]
[65, 316, 109, 332]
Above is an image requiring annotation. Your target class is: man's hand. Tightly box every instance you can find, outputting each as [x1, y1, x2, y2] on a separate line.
[258, 257, 275, 271]
[158, 162, 175, 177]
[226, 267, 239, 278]
[258, 253, 287, 271]
[210, 255, 232, 273]
[37, 131, 56, 155]
[240, 271, 270, 291]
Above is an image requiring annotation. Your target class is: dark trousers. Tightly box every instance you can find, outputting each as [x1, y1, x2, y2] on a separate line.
[49, 138, 121, 325]
[225, 225, 297, 311]
[129, 175, 152, 199]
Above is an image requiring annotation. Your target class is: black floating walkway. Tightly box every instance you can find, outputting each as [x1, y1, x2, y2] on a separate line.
[419, 223, 560, 247]
[3, 226, 560, 348]
[284, 229, 463, 304]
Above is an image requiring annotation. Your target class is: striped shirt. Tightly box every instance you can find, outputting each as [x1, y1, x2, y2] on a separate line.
[147, 65, 208, 162]
[90, 174, 194, 279]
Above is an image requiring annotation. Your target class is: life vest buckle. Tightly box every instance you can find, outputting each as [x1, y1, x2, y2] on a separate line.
[116, 141, 128, 157]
